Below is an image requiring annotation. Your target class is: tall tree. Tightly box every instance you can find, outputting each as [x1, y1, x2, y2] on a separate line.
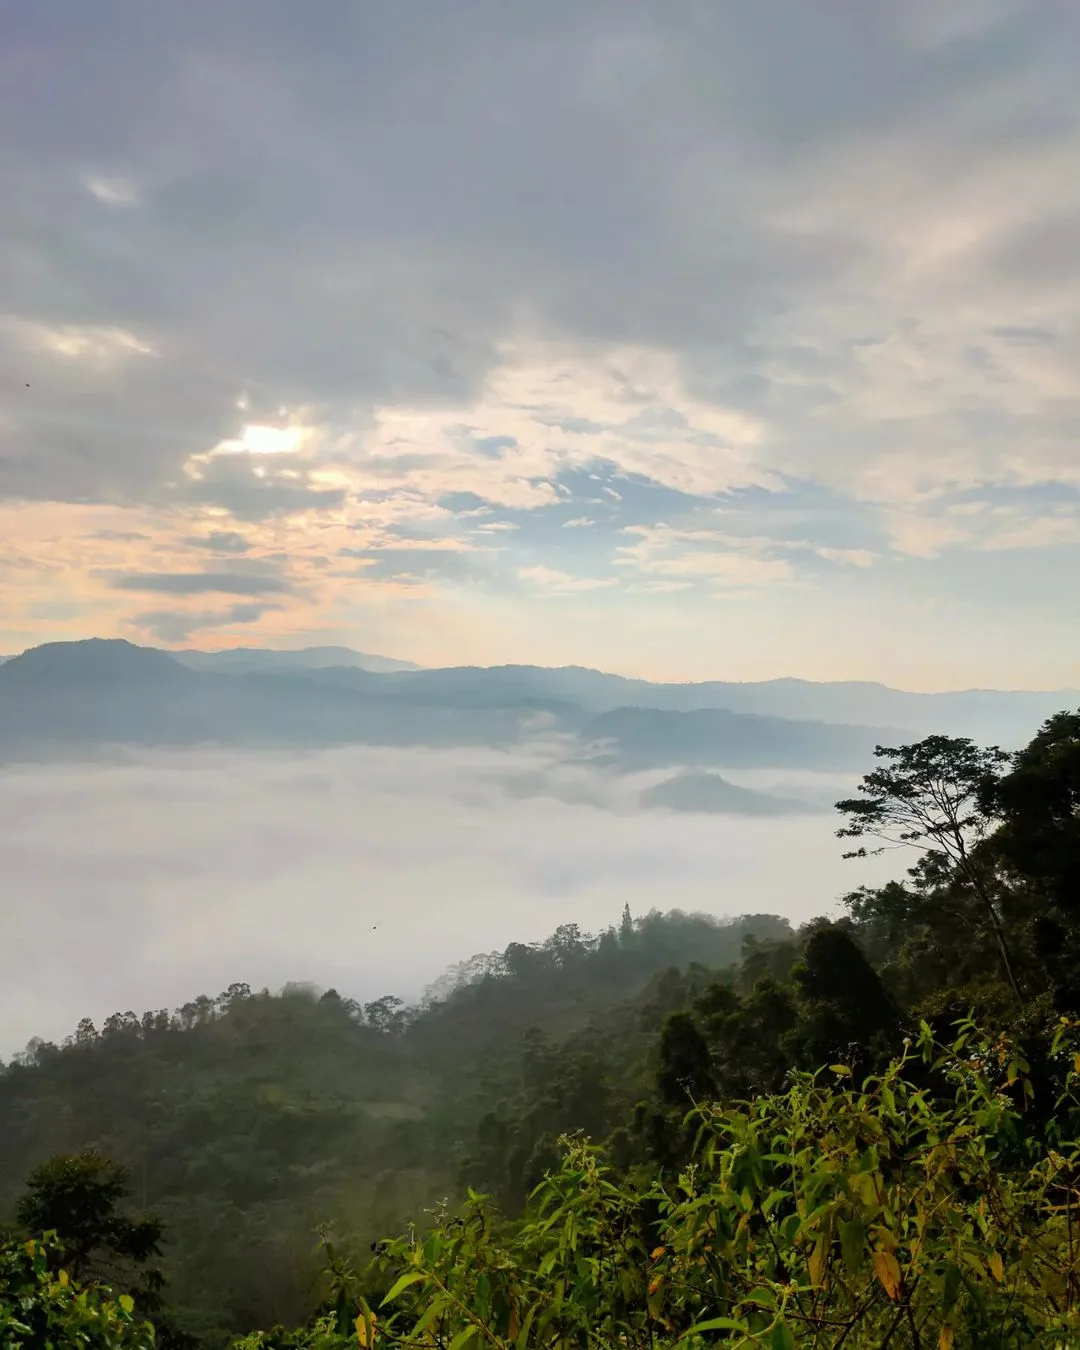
[835, 735, 1020, 998]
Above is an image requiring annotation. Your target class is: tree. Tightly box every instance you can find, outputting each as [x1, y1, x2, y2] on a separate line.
[696, 976, 798, 1099]
[836, 735, 1021, 998]
[788, 923, 899, 1073]
[16, 1152, 164, 1297]
[657, 1011, 713, 1107]
[989, 710, 1080, 919]
[362, 995, 406, 1034]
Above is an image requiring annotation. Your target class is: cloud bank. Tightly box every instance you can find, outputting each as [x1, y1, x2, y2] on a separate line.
[0, 744, 896, 1058]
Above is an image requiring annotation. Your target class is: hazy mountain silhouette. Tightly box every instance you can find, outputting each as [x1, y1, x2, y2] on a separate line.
[173, 645, 422, 675]
[640, 770, 823, 816]
[1, 640, 1073, 778]
[0, 638, 193, 687]
[0, 639, 892, 776]
[352, 664, 1074, 744]
[579, 706, 889, 773]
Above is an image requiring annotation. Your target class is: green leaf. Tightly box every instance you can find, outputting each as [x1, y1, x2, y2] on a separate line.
[762, 1188, 788, 1215]
[449, 1328, 478, 1350]
[839, 1219, 865, 1276]
[410, 1298, 446, 1339]
[771, 1318, 796, 1350]
[118, 1293, 135, 1315]
[684, 1315, 748, 1334]
[380, 1269, 425, 1306]
[942, 1261, 961, 1313]
[515, 1303, 538, 1348]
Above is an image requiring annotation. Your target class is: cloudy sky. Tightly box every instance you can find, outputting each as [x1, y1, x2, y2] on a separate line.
[2, 1, 1078, 689]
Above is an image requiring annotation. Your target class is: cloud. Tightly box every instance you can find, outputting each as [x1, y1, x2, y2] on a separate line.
[185, 530, 253, 554]
[815, 547, 878, 568]
[82, 174, 140, 207]
[109, 570, 290, 597]
[615, 524, 799, 588]
[133, 601, 282, 643]
[179, 450, 349, 521]
[1, 3, 1078, 683]
[0, 743, 896, 1058]
[883, 499, 1080, 558]
[517, 564, 618, 595]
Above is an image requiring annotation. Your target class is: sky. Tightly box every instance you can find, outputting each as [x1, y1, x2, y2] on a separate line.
[1, 1, 1079, 689]
[0, 744, 896, 1058]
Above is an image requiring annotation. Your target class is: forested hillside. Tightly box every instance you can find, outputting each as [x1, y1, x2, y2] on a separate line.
[2, 709, 1079, 1347]
[0, 910, 785, 1340]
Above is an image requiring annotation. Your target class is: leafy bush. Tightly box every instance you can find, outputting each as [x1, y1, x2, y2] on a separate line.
[298, 1020, 1080, 1348]
[0, 1232, 156, 1348]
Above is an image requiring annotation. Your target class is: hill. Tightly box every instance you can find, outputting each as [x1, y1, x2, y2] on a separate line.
[0, 909, 788, 1341]
[378, 664, 1076, 744]
[0, 638, 194, 687]
[640, 769, 822, 815]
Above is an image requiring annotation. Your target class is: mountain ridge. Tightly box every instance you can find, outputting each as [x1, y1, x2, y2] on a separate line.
[2, 638, 1075, 700]
[0, 638, 900, 779]
[0, 640, 1075, 766]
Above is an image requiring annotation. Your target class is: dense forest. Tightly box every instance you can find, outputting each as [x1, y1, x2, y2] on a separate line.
[2, 710, 1079, 1346]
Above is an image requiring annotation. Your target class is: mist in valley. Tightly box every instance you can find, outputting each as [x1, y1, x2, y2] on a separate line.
[0, 741, 894, 1059]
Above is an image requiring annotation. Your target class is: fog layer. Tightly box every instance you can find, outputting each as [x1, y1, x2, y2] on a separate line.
[0, 744, 896, 1057]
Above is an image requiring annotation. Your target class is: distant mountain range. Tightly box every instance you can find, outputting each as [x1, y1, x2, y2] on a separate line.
[0, 640, 1075, 815]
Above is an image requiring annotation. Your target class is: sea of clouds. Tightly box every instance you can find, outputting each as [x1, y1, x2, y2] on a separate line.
[0, 743, 898, 1057]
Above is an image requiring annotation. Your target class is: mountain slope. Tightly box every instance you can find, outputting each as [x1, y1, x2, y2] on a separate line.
[581, 705, 897, 772]
[173, 645, 422, 675]
[0, 638, 194, 687]
[640, 770, 823, 815]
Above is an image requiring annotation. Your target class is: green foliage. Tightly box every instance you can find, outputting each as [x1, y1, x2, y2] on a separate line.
[316, 1024, 1080, 1348]
[0, 1233, 155, 1348]
[990, 711, 1080, 923]
[658, 1013, 714, 1108]
[17, 1152, 164, 1289]
[786, 923, 899, 1074]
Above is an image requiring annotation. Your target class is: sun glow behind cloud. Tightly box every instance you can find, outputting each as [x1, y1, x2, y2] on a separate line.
[232, 424, 309, 456]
